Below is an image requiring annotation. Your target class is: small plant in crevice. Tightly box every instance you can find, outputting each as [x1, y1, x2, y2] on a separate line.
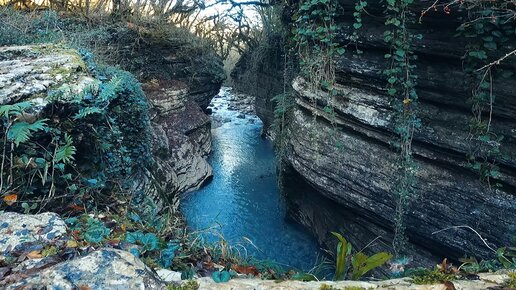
[212, 270, 234, 283]
[64, 213, 183, 269]
[331, 232, 392, 280]
[167, 280, 200, 290]
[506, 271, 516, 289]
[66, 216, 111, 244]
[409, 268, 457, 285]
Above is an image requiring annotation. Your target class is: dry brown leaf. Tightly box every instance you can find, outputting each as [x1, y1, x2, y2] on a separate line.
[3, 194, 17, 206]
[66, 240, 78, 248]
[203, 261, 215, 270]
[27, 251, 42, 259]
[443, 281, 456, 290]
[437, 258, 448, 273]
[68, 204, 85, 212]
[231, 264, 260, 276]
[71, 230, 81, 240]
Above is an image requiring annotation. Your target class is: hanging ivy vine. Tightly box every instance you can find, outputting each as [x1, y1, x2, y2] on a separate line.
[456, 1, 515, 187]
[383, 0, 421, 257]
[292, 0, 343, 164]
[286, 0, 514, 260]
[272, 46, 296, 187]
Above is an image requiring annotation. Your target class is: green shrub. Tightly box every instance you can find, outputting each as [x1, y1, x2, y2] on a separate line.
[0, 8, 225, 85]
[0, 8, 62, 46]
[0, 47, 151, 211]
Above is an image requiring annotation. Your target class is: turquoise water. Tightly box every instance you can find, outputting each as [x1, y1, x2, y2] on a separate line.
[181, 87, 321, 271]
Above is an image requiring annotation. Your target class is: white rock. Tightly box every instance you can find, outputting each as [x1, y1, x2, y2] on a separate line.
[5, 248, 166, 289]
[156, 268, 182, 282]
[0, 212, 67, 254]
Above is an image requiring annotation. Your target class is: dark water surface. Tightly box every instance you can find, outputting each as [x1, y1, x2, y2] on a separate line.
[181, 87, 321, 270]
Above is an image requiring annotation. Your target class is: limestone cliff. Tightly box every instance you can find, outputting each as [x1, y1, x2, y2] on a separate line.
[231, 33, 288, 134]
[89, 25, 225, 198]
[0, 43, 222, 213]
[234, 0, 516, 265]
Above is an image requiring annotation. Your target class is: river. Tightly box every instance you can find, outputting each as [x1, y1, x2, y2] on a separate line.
[181, 87, 321, 271]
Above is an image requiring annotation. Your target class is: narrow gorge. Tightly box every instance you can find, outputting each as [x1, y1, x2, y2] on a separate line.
[0, 1, 515, 289]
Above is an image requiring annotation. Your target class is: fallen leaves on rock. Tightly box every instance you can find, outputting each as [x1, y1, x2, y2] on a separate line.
[231, 264, 260, 276]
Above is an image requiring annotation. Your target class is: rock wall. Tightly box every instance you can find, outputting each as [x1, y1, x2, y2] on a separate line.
[235, 0, 516, 265]
[0, 43, 222, 213]
[99, 26, 224, 200]
[231, 33, 287, 133]
[144, 80, 214, 197]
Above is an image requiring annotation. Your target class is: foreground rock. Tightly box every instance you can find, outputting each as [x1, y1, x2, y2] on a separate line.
[0, 212, 66, 254]
[5, 248, 165, 289]
[195, 273, 509, 290]
[2, 212, 510, 289]
[0, 212, 164, 288]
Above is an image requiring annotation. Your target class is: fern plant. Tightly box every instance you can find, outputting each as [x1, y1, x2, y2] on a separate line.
[55, 133, 77, 164]
[1, 49, 151, 218]
[0, 101, 52, 196]
[0, 101, 49, 146]
[7, 119, 48, 146]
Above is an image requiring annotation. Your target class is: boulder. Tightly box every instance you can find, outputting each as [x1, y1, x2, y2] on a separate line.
[0, 212, 66, 254]
[0, 45, 93, 106]
[5, 248, 166, 289]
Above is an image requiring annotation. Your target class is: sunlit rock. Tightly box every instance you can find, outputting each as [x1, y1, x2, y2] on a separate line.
[0, 212, 67, 254]
[6, 248, 165, 289]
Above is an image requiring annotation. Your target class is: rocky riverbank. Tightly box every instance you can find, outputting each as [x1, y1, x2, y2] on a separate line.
[1, 212, 512, 289]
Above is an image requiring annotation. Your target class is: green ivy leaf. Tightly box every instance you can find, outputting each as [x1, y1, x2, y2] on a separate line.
[395, 50, 405, 57]
[388, 88, 397, 96]
[212, 271, 231, 283]
[468, 50, 487, 60]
